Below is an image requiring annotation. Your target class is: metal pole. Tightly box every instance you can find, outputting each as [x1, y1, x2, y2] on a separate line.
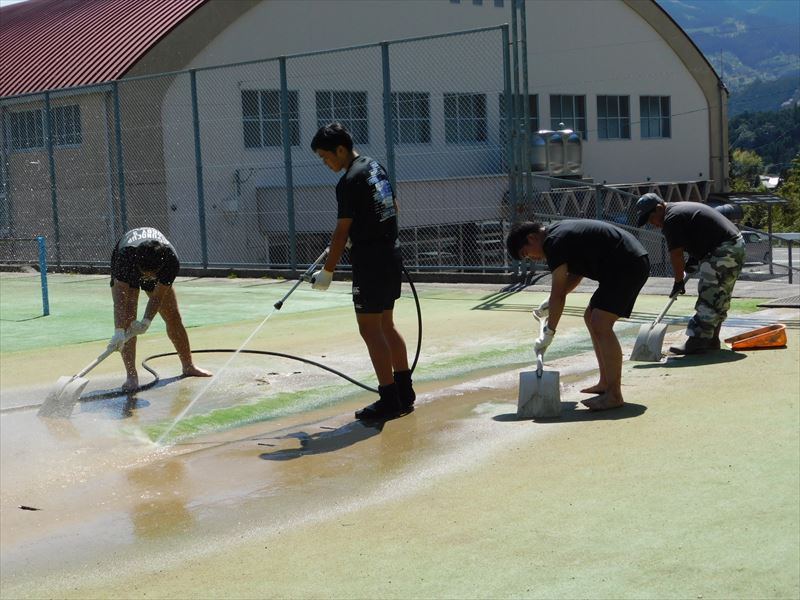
[501, 25, 516, 225]
[595, 184, 603, 220]
[279, 57, 297, 273]
[36, 235, 49, 316]
[787, 240, 793, 284]
[519, 0, 532, 205]
[767, 205, 773, 275]
[43, 93, 61, 266]
[112, 82, 128, 233]
[190, 70, 209, 268]
[381, 42, 397, 193]
[511, 0, 525, 277]
[0, 104, 13, 234]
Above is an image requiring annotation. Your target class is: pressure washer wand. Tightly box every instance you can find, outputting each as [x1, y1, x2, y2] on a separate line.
[273, 247, 330, 310]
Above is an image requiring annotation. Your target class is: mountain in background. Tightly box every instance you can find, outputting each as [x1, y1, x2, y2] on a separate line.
[659, 0, 799, 114]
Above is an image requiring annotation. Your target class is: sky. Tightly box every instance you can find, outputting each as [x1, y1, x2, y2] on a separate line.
[0, 0, 30, 5]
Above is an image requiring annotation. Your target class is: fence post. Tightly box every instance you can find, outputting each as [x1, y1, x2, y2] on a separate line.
[519, 0, 532, 206]
[36, 235, 49, 316]
[112, 81, 128, 234]
[595, 184, 603, 220]
[43, 92, 61, 266]
[279, 57, 297, 272]
[381, 42, 397, 194]
[190, 70, 209, 269]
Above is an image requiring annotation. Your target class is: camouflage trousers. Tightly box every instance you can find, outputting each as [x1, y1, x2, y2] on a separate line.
[686, 235, 745, 339]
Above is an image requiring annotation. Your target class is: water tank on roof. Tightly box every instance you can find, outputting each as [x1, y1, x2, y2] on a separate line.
[564, 130, 582, 176]
[531, 131, 549, 172]
[546, 130, 565, 176]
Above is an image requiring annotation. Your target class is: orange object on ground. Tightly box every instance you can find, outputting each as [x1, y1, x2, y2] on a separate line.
[724, 324, 787, 350]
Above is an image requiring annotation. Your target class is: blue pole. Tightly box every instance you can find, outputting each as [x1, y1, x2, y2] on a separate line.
[279, 57, 297, 272]
[190, 70, 209, 268]
[112, 82, 128, 234]
[37, 235, 49, 316]
[43, 93, 61, 266]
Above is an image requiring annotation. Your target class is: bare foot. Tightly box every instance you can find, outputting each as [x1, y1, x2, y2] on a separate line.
[121, 375, 139, 392]
[183, 365, 213, 378]
[581, 392, 624, 411]
[580, 383, 606, 394]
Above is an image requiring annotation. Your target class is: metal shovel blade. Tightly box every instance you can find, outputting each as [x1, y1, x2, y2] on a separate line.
[517, 370, 561, 419]
[630, 323, 668, 362]
[38, 376, 90, 418]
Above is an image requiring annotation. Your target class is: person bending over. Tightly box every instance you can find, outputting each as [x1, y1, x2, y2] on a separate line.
[506, 219, 650, 411]
[310, 122, 415, 421]
[108, 227, 211, 391]
[635, 193, 745, 355]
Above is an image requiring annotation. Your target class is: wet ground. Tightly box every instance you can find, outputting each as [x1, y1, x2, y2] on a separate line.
[1, 272, 798, 598]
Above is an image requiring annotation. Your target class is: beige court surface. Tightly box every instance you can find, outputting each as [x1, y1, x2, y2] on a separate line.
[0, 273, 798, 599]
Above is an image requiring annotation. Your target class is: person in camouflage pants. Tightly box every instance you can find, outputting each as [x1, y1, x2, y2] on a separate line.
[635, 193, 745, 354]
[685, 238, 745, 341]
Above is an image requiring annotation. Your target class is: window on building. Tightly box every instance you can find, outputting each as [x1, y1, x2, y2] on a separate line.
[390, 92, 430, 144]
[596, 95, 630, 140]
[494, 0, 504, 6]
[549, 94, 586, 140]
[640, 96, 671, 138]
[51, 105, 82, 146]
[444, 93, 487, 144]
[8, 109, 43, 150]
[8, 105, 82, 151]
[316, 91, 368, 144]
[499, 93, 539, 145]
[242, 90, 300, 148]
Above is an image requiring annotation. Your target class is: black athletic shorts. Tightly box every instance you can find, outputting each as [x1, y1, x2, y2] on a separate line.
[588, 254, 650, 318]
[110, 246, 159, 292]
[351, 244, 403, 314]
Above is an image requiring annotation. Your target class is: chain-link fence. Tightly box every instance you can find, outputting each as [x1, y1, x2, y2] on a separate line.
[0, 24, 691, 277]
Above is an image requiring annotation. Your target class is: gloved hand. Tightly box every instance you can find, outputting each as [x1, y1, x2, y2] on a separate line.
[107, 328, 127, 352]
[670, 279, 686, 297]
[684, 257, 699, 275]
[311, 269, 333, 291]
[126, 318, 152, 337]
[534, 324, 556, 353]
[533, 300, 549, 319]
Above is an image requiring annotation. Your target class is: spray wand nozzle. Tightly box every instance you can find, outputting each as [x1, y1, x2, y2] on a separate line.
[273, 247, 330, 310]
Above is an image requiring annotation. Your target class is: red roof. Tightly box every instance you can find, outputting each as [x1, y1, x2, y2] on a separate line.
[0, 0, 206, 98]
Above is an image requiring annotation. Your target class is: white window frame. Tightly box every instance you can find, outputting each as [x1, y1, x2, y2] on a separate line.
[640, 95, 671, 139]
[241, 90, 300, 149]
[444, 93, 487, 144]
[596, 95, 630, 140]
[549, 94, 587, 140]
[390, 92, 431, 145]
[316, 90, 369, 144]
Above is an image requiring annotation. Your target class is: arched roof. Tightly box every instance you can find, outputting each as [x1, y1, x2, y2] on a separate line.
[0, 0, 206, 98]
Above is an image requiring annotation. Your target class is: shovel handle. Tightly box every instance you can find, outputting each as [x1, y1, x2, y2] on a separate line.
[536, 352, 544, 378]
[75, 331, 136, 379]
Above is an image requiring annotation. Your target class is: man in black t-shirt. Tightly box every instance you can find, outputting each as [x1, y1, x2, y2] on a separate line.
[310, 123, 415, 421]
[635, 194, 745, 354]
[506, 220, 650, 411]
[109, 227, 211, 391]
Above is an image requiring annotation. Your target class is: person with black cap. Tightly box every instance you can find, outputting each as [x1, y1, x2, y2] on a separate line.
[109, 227, 212, 391]
[506, 219, 650, 411]
[635, 193, 745, 354]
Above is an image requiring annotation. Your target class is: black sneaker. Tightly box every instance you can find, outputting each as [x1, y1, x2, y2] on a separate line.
[355, 383, 402, 421]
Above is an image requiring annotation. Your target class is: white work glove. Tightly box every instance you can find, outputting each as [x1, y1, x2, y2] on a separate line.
[311, 269, 333, 291]
[533, 300, 549, 319]
[127, 318, 152, 337]
[107, 328, 127, 352]
[534, 324, 556, 353]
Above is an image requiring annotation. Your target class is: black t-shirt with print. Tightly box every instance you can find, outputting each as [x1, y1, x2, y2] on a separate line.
[111, 227, 180, 288]
[662, 202, 740, 260]
[543, 219, 648, 282]
[336, 155, 398, 251]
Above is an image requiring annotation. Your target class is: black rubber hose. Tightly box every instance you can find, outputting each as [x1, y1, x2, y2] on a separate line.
[134, 265, 423, 397]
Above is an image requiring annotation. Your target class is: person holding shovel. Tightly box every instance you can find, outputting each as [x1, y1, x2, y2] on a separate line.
[309, 122, 416, 421]
[634, 193, 745, 355]
[506, 220, 649, 411]
[108, 227, 211, 391]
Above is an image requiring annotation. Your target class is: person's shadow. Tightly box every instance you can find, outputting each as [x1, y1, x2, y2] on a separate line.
[258, 419, 386, 461]
[493, 401, 647, 423]
[632, 349, 746, 370]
